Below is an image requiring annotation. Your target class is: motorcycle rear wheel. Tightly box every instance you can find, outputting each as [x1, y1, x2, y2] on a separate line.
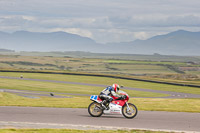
[88, 102, 103, 117]
[122, 103, 138, 119]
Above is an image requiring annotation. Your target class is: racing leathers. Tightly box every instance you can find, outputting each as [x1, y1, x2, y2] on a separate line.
[99, 86, 121, 109]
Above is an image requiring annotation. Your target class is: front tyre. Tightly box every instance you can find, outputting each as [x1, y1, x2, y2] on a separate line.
[122, 103, 138, 119]
[88, 102, 103, 117]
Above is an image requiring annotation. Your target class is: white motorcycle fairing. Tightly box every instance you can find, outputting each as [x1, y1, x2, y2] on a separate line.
[103, 103, 122, 114]
[90, 95, 122, 114]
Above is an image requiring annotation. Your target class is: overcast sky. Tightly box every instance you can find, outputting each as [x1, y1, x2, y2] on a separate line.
[0, 0, 200, 43]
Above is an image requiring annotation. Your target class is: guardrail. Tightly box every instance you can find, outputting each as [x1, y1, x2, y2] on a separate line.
[1, 70, 200, 88]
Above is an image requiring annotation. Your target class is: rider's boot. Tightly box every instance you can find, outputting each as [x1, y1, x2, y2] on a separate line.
[105, 103, 110, 110]
[101, 103, 106, 110]
[101, 100, 109, 110]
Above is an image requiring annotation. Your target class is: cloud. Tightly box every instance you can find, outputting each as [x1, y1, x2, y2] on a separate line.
[165, 15, 200, 27]
[36, 16, 112, 29]
[109, 14, 200, 28]
[133, 32, 149, 40]
[0, 0, 200, 43]
[89, 29, 153, 43]
[49, 28, 93, 38]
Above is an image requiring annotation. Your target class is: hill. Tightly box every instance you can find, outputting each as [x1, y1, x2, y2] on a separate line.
[0, 31, 102, 52]
[106, 30, 200, 55]
[0, 48, 15, 52]
[0, 30, 200, 55]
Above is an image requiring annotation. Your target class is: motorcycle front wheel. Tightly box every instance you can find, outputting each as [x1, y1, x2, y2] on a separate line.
[88, 102, 103, 117]
[122, 103, 138, 119]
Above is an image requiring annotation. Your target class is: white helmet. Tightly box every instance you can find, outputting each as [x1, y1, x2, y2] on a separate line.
[112, 84, 120, 92]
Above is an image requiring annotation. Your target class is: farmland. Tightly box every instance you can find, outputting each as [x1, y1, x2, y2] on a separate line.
[0, 53, 200, 85]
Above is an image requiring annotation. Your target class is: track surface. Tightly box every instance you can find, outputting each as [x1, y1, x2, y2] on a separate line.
[0, 106, 200, 132]
[1, 76, 200, 98]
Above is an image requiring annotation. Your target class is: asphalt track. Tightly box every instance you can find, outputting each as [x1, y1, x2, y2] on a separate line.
[1, 76, 200, 98]
[0, 106, 200, 132]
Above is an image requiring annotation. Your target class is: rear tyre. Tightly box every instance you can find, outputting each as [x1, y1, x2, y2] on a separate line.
[122, 103, 138, 119]
[88, 102, 103, 117]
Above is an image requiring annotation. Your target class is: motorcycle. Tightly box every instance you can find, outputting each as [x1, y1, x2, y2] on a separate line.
[88, 90, 138, 119]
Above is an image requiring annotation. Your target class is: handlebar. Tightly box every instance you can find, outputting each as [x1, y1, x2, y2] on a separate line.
[116, 95, 127, 100]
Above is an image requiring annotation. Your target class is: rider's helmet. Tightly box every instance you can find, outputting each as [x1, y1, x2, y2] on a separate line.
[112, 84, 120, 92]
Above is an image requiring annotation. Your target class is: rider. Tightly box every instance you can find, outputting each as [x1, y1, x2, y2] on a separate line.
[99, 84, 125, 109]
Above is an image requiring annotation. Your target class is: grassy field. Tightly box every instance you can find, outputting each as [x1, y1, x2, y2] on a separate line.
[0, 55, 178, 75]
[0, 129, 174, 133]
[0, 72, 200, 95]
[9, 51, 200, 62]
[0, 77, 169, 97]
[0, 54, 200, 85]
[1, 92, 200, 113]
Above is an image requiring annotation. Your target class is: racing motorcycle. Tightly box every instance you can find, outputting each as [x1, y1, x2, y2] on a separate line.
[88, 90, 138, 119]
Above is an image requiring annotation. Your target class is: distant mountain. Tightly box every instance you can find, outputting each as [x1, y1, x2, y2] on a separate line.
[0, 30, 200, 55]
[0, 31, 102, 52]
[0, 48, 15, 52]
[106, 30, 200, 55]
[135, 30, 200, 55]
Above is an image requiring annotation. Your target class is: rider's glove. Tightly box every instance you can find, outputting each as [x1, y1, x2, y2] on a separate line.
[121, 95, 126, 99]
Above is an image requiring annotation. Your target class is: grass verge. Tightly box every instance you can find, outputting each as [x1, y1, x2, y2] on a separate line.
[0, 72, 200, 95]
[0, 92, 200, 113]
[0, 78, 169, 98]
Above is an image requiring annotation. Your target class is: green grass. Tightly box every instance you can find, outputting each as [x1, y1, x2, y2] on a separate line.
[0, 78, 101, 95]
[0, 72, 200, 95]
[132, 98, 200, 113]
[0, 78, 169, 97]
[0, 92, 90, 108]
[0, 129, 173, 133]
[104, 59, 186, 65]
[1, 92, 200, 113]
[105, 64, 176, 75]
[0, 54, 200, 85]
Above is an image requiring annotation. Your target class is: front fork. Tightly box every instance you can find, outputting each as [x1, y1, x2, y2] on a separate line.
[125, 102, 131, 111]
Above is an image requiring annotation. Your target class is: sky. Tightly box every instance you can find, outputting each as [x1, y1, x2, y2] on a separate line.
[0, 0, 200, 43]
